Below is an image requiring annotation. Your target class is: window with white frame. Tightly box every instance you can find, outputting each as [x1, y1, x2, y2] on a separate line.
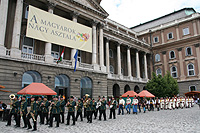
[171, 66, 177, 78]
[183, 27, 189, 36]
[189, 85, 196, 92]
[121, 68, 124, 75]
[186, 47, 192, 56]
[187, 63, 195, 76]
[167, 32, 173, 39]
[22, 37, 34, 54]
[153, 36, 159, 43]
[51, 44, 59, 59]
[169, 51, 176, 59]
[156, 68, 162, 76]
[110, 65, 114, 74]
[25, 6, 29, 19]
[109, 49, 113, 58]
[155, 54, 160, 62]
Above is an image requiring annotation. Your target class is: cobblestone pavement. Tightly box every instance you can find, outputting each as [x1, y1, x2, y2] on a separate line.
[1, 105, 200, 133]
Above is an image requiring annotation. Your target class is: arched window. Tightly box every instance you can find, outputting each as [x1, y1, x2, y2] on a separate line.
[187, 63, 195, 76]
[80, 77, 93, 98]
[25, 6, 29, 19]
[22, 71, 42, 88]
[110, 65, 114, 74]
[155, 54, 160, 62]
[186, 47, 192, 56]
[171, 66, 177, 78]
[109, 49, 113, 58]
[156, 68, 162, 76]
[189, 85, 196, 92]
[169, 51, 175, 59]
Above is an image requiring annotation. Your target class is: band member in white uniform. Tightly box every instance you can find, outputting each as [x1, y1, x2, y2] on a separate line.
[160, 98, 165, 110]
[132, 97, 138, 114]
[125, 95, 131, 114]
[118, 96, 125, 115]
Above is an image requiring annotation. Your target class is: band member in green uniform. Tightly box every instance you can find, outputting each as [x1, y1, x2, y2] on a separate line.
[19, 96, 27, 128]
[36, 96, 43, 123]
[66, 96, 76, 125]
[49, 96, 60, 127]
[59, 96, 66, 123]
[99, 96, 107, 121]
[86, 96, 93, 123]
[92, 98, 97, 118]
[27, 96, 37, 131]
[41, 96, 49, 125]
[75, 98, 83, 121]
[6, 95, 20, 127]
[109, 96, 116, 119]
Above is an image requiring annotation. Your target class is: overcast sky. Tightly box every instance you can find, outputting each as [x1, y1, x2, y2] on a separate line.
[100, 0, 200, 28]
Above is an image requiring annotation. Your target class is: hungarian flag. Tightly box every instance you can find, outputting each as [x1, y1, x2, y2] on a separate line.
[57, 47, 65, 64]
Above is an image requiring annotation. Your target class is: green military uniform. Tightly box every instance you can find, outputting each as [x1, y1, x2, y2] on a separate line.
[27, 99, 37, 131]
[49, 99, 60, 127]
[92, 100, 97, 119]
[99, 97, 107, 121]
[59, 99, 66, 123]
[109, 99, 116, 119]
[86, 99, 93, 123]
[75, 100, 83, 121]
[66, 96, 76, 125]
[41, 99, 49, 124]
[36, 99, 43, 123]
[6, 99, 20, 126]
[19, 99, 27, 127]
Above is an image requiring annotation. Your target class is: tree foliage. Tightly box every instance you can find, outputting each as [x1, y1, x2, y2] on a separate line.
[146, 72, 179, 98]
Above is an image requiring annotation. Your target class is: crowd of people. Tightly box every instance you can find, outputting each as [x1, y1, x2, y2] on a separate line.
[2, 94, 197, 131]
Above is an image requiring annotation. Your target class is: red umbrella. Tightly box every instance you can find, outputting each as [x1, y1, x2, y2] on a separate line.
[121, 91, 138, 97]
[17, 83, 57, 95]
[138, 90, 155, 98]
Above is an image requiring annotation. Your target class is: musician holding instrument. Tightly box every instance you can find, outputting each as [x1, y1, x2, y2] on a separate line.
[41, 96, 49, 125]
[6, 94, 20, 127]
[86, 96, 93, 123]
[19, 96, 27, 128]
[36, 96, 43, 124]
[92, 98, 97, 119]
[99, 96, 107, 121]
[66, 96, 76, 125]
[109, 96, 116, 119]
[94, 96, 101, 119]
[75, 98, 83, 121]
[59, 96, 66, 123]
[26, 96, 37, 131]
[49, 96, 60, 127]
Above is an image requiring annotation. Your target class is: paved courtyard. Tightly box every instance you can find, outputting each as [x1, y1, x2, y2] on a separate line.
[1, 105, 200, 133]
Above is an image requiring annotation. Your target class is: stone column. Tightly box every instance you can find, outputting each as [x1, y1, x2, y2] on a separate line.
[136, 50, 140, 79]
[71, 12, 79, 60]
[197, 19, 200, 35]
[106, 38, 110, 73]
[195, 44, 200, 78]
[161, 30, 164, 44]
[176, 25, 180, 40]
[177, 48, 185, 80]
[44, 3, 56, 63]
[127, 46, 132, 77]
[99, 23, 104, 67]
[162, 51, 167, 75]
[92, 20, 98, 65]
[193, 20, 197, 36]
[10, 0, 23, 58]
[144, 53, 148, 79]
[0, 0, 9, 56]
[117, 43, 121, 75]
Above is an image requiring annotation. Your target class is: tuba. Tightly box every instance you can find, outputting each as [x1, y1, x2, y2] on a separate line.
[9, 94, 15, 109]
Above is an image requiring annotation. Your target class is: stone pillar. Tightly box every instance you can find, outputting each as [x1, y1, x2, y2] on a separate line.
[161, 30, 164, 44]
[117, 43, 121, 75]
[176, 25, 180, 40]
[10, 0, 23, 58]
[0, 0, 9, 56]
[144, 53, 148, 79]
[106, 38, 110, 73]
[197, 19, 200, 35]
[44, 3, 56, 63]
[92, 21, 98, 65]
[99, 23, 104, 67]
[136, 50, 140, 79]
[162, 51, 167, 75]
[127, 46, 132, 77]
[71, 12, 79, 60]
[195, 44, 200, 78]
[177, 48, 185, 80]
[193, 20, 197, 36]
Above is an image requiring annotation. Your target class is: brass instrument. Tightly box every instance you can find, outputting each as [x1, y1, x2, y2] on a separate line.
[9, 94, 15, 111]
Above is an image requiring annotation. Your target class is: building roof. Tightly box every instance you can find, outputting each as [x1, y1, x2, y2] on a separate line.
[131, 8, 196, 32]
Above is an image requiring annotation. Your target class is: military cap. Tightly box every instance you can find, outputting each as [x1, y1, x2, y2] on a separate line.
[70, 96, 74, 98]
[102, 96, 105, 98]
[31, 96, 35, 98]
[22, 96, 26, 98]
[60, 96, 63, 98]
[127, 95, 129, 97]
[43, 96, 47, 98]
[78, 98, 81, 100]
[52, 95, 56, 98]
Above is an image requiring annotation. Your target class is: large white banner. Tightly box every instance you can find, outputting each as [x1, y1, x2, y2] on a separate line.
[26, 5, 92, 53]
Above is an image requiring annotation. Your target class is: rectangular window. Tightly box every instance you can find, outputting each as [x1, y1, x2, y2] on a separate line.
[153, 36, 159, 43]
[183, 27, 189, 35]
[167, 32, 173, 40]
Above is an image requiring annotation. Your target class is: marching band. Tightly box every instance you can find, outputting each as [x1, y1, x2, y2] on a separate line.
[4, 94, 196, 131]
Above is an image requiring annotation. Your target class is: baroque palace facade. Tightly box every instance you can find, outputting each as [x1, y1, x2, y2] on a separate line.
[0, 0, 199, 102]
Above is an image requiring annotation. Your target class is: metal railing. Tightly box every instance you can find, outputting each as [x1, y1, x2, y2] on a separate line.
[21, 52, 45, 61]
[79, 62, 94, 70]
[6, 49, 11, 56]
